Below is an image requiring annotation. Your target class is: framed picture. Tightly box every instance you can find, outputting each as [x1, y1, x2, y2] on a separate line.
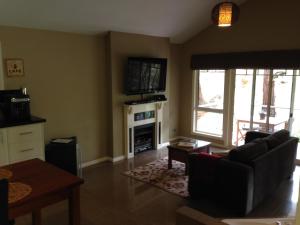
[5, 58, 24, 77]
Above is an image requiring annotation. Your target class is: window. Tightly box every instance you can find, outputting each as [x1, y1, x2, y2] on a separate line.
[232, 69, 300, 146]
[193, 70, 226, 137]
[192, 68, 300, 149]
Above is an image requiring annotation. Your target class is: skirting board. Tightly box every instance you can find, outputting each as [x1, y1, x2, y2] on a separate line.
[81, 157, 111, 168]
[81, 141, 171, 168]
[81, 155, 126, 168]
[109, 155, 125, 163]
[159, 142, 170, 148]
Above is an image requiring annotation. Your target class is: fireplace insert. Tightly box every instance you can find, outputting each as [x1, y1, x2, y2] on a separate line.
[134, 123, 155, 154]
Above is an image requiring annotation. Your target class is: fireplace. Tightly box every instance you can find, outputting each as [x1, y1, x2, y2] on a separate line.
[134, 123, 155, 154]
[124, 101, 165, 158]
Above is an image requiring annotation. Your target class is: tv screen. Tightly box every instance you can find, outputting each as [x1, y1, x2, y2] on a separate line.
[124, 57, 167, 95]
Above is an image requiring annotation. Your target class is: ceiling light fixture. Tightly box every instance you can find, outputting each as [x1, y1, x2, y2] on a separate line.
[211, 2, 239, 27]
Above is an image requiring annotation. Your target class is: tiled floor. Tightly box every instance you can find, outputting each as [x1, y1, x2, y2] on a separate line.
[15, 148, 299, 225]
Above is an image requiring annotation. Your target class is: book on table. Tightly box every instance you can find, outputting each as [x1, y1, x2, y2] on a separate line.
[177, 142, 196, 148]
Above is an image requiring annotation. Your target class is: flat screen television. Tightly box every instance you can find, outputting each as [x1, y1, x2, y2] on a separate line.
[124, 57, 167, 95]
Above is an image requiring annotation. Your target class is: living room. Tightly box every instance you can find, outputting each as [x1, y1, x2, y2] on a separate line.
[0, 0, 300, 224]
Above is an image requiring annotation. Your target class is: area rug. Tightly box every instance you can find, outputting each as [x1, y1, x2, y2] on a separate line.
[123, 158, 188, 197]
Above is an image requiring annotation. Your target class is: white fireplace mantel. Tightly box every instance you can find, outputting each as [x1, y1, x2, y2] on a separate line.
[124, 101, 165, 158]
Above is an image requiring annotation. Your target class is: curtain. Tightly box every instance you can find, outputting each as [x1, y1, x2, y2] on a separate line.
[191, 50, 300, 70]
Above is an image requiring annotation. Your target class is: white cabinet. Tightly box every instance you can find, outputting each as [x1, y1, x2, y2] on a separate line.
[0, 123, 45, 166]
[0, 129, 9, 165]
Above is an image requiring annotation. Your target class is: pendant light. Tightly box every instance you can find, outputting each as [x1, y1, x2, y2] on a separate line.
[211, 2, 239, 27]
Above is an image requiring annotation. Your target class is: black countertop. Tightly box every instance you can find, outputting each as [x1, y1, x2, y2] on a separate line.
[0, 116, 46, 128]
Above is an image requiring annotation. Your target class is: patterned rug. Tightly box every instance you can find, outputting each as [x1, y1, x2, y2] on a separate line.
[123, 158, 188, 197]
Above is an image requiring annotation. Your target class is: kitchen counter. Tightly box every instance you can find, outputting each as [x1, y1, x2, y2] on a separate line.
[0, 116, 46, 128]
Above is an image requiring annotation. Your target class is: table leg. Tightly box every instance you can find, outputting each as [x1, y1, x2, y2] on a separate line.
[168, 149, 172, 169]
[185, 162, 188, 175]
[69, 187, 80, 225]
[32, 209, 42, 225]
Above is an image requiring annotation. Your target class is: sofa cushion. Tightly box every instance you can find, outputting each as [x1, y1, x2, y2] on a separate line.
[263, 129, 290, 149]
[228, 139, 268, 164]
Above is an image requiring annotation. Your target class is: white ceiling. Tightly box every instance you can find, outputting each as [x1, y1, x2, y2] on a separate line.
[0, 0, 246, 43]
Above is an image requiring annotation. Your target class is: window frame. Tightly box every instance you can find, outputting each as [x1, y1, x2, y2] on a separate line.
[191, 68, 300, 155]
[191, 70, 228, 140]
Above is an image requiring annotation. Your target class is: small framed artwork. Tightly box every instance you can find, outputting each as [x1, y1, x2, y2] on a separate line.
[5, 58, 25, 77]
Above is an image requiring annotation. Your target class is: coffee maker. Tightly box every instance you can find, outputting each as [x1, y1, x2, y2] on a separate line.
[0, 89, 31, 122]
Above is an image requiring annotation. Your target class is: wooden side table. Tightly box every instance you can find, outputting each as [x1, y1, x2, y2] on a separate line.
[167, 139, 211, 175]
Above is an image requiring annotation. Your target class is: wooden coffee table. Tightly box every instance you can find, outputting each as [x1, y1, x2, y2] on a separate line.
[3, 158, 84, 225]
[167, 139, 211, 175]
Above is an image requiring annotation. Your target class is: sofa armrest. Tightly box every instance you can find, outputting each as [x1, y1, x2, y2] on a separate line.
[215, 159, 254, 215]
[176, 206, 227, 225]
[188, 153, 222, 198]
[250, 137, 298, 208]
[245, 131, 270, 144]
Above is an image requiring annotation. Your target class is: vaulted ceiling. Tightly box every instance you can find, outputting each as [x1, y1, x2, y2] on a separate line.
[0, 0, 246, 43]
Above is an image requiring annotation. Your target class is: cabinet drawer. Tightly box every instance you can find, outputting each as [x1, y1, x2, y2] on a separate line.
[8, 142, 44, 163]
[7, 124, 42, 144]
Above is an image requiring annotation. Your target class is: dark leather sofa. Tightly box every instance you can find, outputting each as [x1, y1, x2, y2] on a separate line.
[188, 130, 299, 215]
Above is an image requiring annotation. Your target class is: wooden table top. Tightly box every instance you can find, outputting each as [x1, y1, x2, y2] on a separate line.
[2, 158, 84, 208]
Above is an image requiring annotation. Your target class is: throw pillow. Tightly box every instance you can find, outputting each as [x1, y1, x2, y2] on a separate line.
[263, 129, 290, 149]
[228, 139, 268, 164]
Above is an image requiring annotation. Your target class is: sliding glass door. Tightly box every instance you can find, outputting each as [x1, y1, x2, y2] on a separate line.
[192, 68, 299, 149]
[232, 69, 299, 146]
[232, 69, 254, 145]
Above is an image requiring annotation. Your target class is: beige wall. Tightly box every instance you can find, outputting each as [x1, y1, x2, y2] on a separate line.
[179, 0, 300, 141]
[0, 26, 109, 163]
[107, 31, 176, 158]
[169, 44, 181, 138]
[0, 27, 181, 162]
[0, 43, 4, 89]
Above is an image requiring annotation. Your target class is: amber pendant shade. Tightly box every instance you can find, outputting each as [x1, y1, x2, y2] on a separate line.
[211, 2, 239, 27]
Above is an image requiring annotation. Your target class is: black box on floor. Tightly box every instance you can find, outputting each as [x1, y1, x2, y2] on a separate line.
[45, 136, 80, 176]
